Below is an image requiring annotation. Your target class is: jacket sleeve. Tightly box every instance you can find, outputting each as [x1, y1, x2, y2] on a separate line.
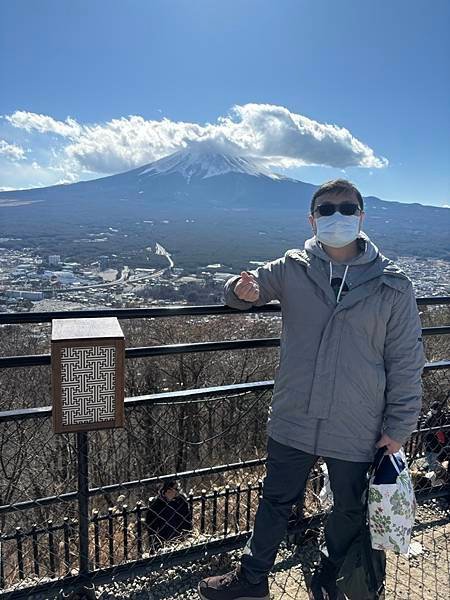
[223, 256, 285, 310]
[382, 282, 426, 444]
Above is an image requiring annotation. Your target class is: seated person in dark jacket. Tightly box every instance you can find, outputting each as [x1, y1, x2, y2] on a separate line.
[145, 480, 192, 552]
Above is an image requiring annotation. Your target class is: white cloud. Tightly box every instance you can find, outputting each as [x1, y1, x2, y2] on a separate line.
[65, 115, 198, 173]
[0, 139, 26, 161]
[3, 103, 388, 178]
[215, 104, 388, 169]
[5, 111, 81, 138]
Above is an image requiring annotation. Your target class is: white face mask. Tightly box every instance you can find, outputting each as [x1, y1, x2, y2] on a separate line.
[314, 212, 361, 248]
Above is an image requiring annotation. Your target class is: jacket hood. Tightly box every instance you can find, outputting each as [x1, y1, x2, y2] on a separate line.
[285, 230, 410, 291]
[304, 230, 378, 265]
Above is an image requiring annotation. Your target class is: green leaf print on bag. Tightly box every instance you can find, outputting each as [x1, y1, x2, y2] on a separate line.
[390, 489, 413, 518]
[388, 535, 401, 554]
[371, 508, 392, 535]
[392, 523, 411, 546]
[369, 487, 383, 503]
[398, 470, 414, 497]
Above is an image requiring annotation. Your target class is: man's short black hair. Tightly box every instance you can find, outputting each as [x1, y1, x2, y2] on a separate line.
[310, 179, 364, 215]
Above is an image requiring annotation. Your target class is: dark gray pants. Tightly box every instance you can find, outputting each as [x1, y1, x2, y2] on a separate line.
[241, 436, 373, 584]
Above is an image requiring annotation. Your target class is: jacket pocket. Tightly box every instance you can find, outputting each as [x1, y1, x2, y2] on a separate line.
[332, 364, 385, 438]
[270, 385, 310, 422]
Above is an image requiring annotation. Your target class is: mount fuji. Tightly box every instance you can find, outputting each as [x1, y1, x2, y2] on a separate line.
[0, 148, 449, 268]
[138, 147, 284, 181]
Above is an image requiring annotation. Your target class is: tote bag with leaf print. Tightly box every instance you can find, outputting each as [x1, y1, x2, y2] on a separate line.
[368, 447, 416, 554]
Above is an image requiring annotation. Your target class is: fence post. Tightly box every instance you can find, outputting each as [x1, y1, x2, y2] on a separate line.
[51, 316, 125, 597]
[77, 431, 90, 576]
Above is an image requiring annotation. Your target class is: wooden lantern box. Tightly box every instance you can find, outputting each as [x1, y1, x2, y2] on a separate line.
[51, 317, 125, 433]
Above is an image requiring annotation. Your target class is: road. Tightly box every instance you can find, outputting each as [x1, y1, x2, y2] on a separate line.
[51, 243, 174, 292]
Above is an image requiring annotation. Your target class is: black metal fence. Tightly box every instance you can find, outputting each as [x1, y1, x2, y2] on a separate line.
[0, 298, 449, 599]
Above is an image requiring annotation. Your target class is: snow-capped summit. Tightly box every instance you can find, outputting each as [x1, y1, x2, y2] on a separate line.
[139, 147, 282, 181]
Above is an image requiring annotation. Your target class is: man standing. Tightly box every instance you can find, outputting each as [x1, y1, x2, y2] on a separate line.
[198, 179, 425, 600]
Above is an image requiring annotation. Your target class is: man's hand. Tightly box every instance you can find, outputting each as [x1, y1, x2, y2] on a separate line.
[234, 271, 260, 302]
[376, 433, 402, 455]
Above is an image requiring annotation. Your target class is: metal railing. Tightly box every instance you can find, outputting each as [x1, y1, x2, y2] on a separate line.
[0, 297, 449, 598]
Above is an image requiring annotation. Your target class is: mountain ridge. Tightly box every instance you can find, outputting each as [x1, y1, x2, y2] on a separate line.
[0, 149, 449, 266]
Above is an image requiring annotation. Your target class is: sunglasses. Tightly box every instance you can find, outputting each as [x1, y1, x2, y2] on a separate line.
[313, 202, 361, 217]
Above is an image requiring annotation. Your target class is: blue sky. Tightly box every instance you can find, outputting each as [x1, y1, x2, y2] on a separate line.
[0, 0, 449, 207]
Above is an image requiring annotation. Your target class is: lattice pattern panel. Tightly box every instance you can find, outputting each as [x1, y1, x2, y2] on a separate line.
[60, 345, 116, 425]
